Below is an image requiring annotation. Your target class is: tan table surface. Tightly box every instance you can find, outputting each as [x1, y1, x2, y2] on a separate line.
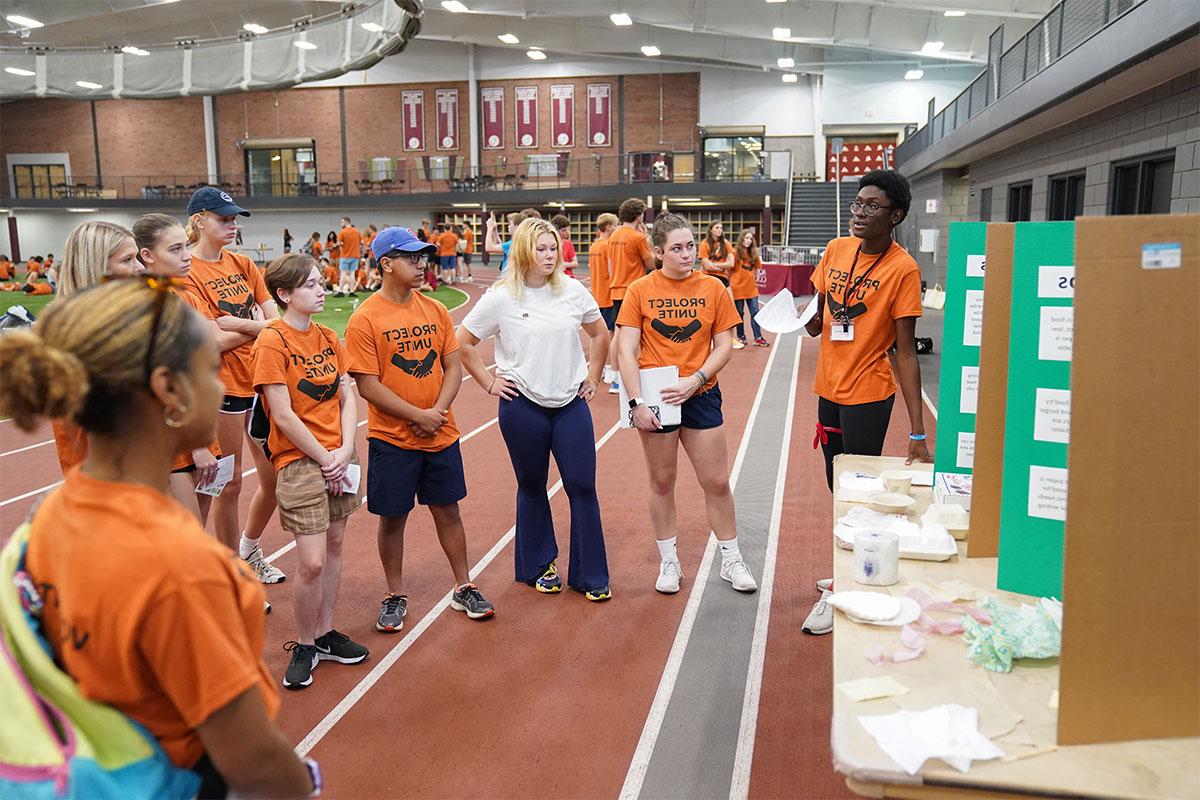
[830, 455, 1200, 800]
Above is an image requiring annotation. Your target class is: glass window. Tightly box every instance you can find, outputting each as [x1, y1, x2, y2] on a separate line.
[1007, 182, 1032, 222]
[702, 136, 764, 182]
[980, 187, 992, 222]
[11, 163, 68, 199]
[1110, 153, 1175, 215]
[1048, 173, 1085, 221]
[244, 146, 318, 198]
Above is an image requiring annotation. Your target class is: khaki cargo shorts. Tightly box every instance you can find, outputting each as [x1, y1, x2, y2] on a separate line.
[276, 454, 363, 536]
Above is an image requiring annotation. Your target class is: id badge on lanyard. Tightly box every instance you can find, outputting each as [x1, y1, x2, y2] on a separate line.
[831, 316, 855, 341]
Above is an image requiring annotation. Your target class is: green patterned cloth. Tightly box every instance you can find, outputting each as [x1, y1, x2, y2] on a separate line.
[962, 596, 1061, 673]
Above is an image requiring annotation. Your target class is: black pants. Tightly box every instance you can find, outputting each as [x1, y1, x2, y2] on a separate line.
[817, 394, 895, 491]
[192, 754, 228, 799]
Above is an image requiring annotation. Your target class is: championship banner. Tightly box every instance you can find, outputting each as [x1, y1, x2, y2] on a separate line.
[514, 85, 538, 149]
[551, 84, 575, 148]
[435, 88, 459, 151]
[587, 83, 612, 147]
[481, 86, 504, 150]
[401, 89, 425, 152]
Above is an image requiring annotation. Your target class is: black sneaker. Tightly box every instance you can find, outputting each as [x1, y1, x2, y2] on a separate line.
[376, 593, 408, 633]
[450, 583, 495, 620]
[314, 629, 369, 664]
[282, 642, 319, 689]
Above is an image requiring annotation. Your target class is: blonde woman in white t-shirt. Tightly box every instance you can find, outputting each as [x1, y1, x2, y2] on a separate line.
[457, 218, 613, 601]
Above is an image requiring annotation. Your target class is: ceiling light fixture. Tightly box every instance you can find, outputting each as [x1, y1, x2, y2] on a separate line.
[498, 33, 519, 44]
[452, 202, 482, 208]
[294, 40, 318, 50]
[765, 0, 787, 3]
[610, 12, 633, 26]
[526, 49, 547, 60]
[68, 208, 98, 213]
[781, 73, 798, 83]
[920, 40, 944, 54]
[5, 14, 43, 28]
[676, 201, 719, 207]
[243, 22, 269, 35]
[361, 22, 384, 33]
[441, 1, 469, 12]
[905, 69, 924, 80]
[271, 154, 282, 161]
[641, 45, 661, 57]
[772, 27, 792, 40]
[75, 80, 103, 89]
[121, 46, 150, 56]
[669, 197, 702, 202]
[777, 56, 794, 68]
[944, 10, 966, 16]
[4, 66, 35, 77]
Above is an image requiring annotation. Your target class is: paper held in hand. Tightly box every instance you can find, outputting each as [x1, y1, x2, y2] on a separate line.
[194, 454, 235, 497]
[342, 463, 361, 495]
[755, 289, 819, 334]
[617, 366, 683, 429]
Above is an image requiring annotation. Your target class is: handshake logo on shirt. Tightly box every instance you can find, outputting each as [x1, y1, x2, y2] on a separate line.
[392, 350, 437, 378]
[651, 318, 702, 343]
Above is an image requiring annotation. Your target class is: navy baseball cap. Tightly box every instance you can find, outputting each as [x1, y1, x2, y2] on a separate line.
[186, 187, 250, 217]
[372, 226, 436, 259]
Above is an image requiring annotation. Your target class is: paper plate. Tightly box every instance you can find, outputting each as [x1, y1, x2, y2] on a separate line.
[843, 595, 922, 627]
[828, 590, 902, 621]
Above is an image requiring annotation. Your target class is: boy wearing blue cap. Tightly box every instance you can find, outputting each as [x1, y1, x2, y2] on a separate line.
[344, 227, 495, 632]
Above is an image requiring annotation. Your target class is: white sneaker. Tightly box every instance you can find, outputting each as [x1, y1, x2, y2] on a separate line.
[244, 545, 286, 584]
[803, 590, 833, 635]
[720, 556, 758, 593]
[608, 377, 621, 395]
[655, 560, 682, 594]
[732, 339, 747, 350]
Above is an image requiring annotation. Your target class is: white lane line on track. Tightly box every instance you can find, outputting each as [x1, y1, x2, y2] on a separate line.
[922, 387, 938, 421]
[729, 336, 802, 800]
[619, 339, 786, 800]
[0, 439, 54, 458]
[0, 480, 63, 507]
[294, 420, 622, 758]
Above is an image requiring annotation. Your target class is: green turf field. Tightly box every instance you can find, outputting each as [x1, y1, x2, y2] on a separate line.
[1, 285, 469, 336]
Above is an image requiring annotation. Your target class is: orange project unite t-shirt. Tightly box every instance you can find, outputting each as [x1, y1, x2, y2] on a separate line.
[338, 226, 363, 260]
[731, 251, 760, 300]
[588, 238, 612, 308]
[182, 250, 271, 398]
[812, 236, 923, 405]
[252, 320, 349, 470]
[311, 241, 323, 259]
[25, 470, 279, 769]
[438, 231, 459, 258]
[617, 269, 740, 391]
[607, 225, 652, 301]
[345, 291, 460, 452]
[699, 239, 732, 277]
[463, 226, 475, 254]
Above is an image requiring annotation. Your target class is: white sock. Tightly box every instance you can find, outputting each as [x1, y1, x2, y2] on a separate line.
[656, 537, 678, 562]
[238, 534, 258, 559]
[718, 537, 741, 563]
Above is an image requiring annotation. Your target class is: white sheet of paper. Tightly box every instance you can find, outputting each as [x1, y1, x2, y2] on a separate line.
[194, 454, 235, 497]
[754, 288, 814, 334]
[618, 366, 683, 429]
[342, 463, 361, 495]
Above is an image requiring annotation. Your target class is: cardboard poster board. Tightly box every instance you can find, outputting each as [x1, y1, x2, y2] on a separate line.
[967, 224, 1014, 558]
[933, 222, 988, 482]
[1057, 215, 1199, 745]
[996, 221, 1075, 598]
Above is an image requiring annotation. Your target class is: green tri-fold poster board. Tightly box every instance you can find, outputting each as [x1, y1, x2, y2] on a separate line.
[996, 221, 1075, 598]
[933, 222, 988, 480]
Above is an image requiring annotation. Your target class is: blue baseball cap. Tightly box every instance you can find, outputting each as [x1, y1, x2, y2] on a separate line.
[372, 226, 436, 259]
[186, 186, 250, 217]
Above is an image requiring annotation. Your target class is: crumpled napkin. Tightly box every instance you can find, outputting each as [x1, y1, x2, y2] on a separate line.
[858, 704, 1005, 775]
[962, 596, 1061, 673]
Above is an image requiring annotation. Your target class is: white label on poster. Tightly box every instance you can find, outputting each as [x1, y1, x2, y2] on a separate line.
[965, 254, 986, 278]
[960, 366, 979, 415]
[963, 289, 984, 347]
[1034, 387, 1072, 444]
[1038, 306, 1074, 361]
[1142, 242, 1182, 269]
[1037, 265, 1075, 298]
[956, 431, 975, 469]
[1028, 465, 1068, 521]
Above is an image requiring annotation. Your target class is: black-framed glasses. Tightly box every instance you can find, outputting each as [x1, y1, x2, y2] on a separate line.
[382, 250, 429, 265]
[848, 200, 893, 216]
[102, 273, 176, 380]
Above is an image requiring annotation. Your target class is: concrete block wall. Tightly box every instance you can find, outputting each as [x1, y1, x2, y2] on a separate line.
[896, 168, 969, 286]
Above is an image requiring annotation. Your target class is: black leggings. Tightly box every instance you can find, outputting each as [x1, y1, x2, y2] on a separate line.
[817, 395, 895, 491]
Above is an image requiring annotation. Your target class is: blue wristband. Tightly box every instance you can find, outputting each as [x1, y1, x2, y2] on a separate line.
[909, 433, 927, 441]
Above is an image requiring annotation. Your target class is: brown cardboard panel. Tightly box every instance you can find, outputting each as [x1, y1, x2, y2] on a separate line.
[1058, 214, 1200, 745]
[967, 224, 1014, 558]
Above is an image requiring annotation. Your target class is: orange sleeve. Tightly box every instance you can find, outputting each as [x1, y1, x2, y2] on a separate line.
[698, 240, 710, 261]
[892, 266, 924, 319]
[813, 242, 835, 294]
[344, 312, 381, 376]
[615, 281, 643, 328]
[636, 234, 652, 263]
[251, 332, 289, 390]
[246, 262, 270, 305]
[712, 286, 741, 334]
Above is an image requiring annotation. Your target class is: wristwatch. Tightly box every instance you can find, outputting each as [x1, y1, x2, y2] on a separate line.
[628, 397, 645, 410]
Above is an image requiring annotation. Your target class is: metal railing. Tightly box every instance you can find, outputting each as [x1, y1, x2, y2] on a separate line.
[2, 150, 792, 203]
[894, 0, 1147, 166]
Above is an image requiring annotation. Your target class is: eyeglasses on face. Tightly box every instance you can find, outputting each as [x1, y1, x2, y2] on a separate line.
[383, 251, 430, 265]
[848, 200, 893, 216]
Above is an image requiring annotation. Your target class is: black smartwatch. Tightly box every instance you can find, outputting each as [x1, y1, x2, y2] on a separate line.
[628, 397, 645, 410]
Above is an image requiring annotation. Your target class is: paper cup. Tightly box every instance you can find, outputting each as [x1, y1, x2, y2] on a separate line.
[880, 469, 913, 495]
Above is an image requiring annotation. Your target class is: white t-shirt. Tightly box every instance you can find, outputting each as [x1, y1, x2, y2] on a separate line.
[462, 279, 602, 408]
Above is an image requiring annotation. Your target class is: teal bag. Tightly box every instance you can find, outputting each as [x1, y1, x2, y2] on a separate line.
[0, 523, 202, 799]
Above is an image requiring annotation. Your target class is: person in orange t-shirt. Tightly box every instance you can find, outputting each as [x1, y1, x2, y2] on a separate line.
[0, 255, 13, 280]
[699, 221, 734, 289]
[589, 212, 620, 391]
[804, 170, 930, 494]
[336, 217, 363, 297]
[616, 212, 758, 596]
[253, 254, 367, 690]
[0, 278, 316, 798]
[346, 226, 495, 632]
[460, 221, 475, 281]
[308, 231, 324, 260]
[606, 199, 656, 396]
[730, 227, 768, 348]
[436, 222, 458, 286]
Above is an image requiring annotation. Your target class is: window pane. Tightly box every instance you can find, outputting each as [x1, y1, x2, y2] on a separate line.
[1145, 157, 1174, 214]
[980, 187, 992, 222]
[1111, 164, 1139, 214]
[1049, 177, 1066, 221]
[1068, 175, 1085, 219]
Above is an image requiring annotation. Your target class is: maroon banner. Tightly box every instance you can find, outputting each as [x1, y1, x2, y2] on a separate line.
[401, 89, 425, 152]
[587, 83, 612, 147]
[435, 88, 459, 151]
[756, 262, 816, 296]
[514, 85, 538, 149]
[481, 86, 504, 150]
[826, 140, 894, 180]
[551, 84, 574, 149]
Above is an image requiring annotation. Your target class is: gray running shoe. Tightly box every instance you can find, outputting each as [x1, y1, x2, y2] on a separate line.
[314, 629, 369, 664]
[283, 642, 319, 689]
[816, 578, 833, 593]
[802, 589, 834, 635]
[244, 545, 286, 584]
[450, 583, 495, 620]
[376, 593, 408, 633]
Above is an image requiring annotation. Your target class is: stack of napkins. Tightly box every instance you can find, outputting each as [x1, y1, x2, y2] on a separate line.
[858, 704, 1005, 775]
[838, 472, 886, 502]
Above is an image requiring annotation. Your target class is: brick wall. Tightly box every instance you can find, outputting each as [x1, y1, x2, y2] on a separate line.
[214, 87, 344, 181]
[95, 97, 206, 182]
[623, 73, 699, 153]
[1, 98, 98, 178]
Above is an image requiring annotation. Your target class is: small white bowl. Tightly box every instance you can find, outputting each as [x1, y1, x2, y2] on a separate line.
[880, 469, 913, 495]
[868, 492, 917, 515]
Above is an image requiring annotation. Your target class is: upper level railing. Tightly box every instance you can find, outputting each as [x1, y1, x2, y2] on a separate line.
[894, 0, 1148, 167]
[2, 150, 792, 203]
